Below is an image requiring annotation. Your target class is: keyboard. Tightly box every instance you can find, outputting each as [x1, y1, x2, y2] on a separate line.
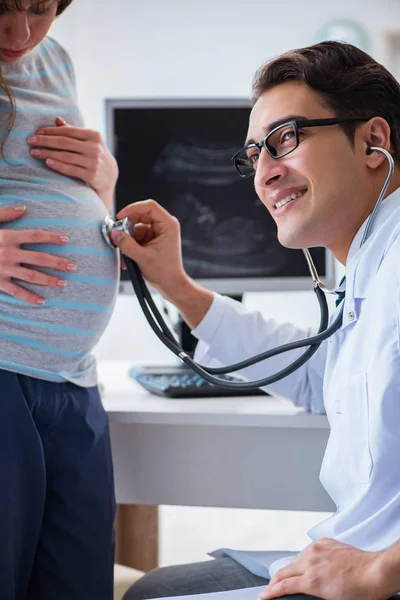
[129, 365, 267, 398]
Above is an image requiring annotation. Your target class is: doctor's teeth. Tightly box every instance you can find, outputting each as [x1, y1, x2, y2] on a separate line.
[275, 190, 305, 209]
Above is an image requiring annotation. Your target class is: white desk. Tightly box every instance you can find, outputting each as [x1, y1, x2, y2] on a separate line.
[100, 361, 335, 512]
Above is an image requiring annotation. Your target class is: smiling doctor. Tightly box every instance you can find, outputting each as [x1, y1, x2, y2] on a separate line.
[114, 41, 400, 600]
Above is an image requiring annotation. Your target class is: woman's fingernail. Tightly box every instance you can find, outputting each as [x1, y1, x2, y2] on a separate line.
[36, 298, 45, 305]
[28, 136, 38, 144]
[60, 236, 69, 244]
[111, 231, 123, 244]
[31, 149, 41, 156]
[13, 205, 26, 211]
[46, 159, 56, 166]
[57, 279, 67, 288]
[66, 263, 76, 272]
[36, 129, 45, 135]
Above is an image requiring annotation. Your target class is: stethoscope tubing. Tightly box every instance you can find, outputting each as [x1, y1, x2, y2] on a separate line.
[125, 256, 344, 389]
[116, 146, 394, 390]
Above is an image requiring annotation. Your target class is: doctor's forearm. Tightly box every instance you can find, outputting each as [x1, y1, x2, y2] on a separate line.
[162, 277, 214, 330]
[376, 540, 400, 596]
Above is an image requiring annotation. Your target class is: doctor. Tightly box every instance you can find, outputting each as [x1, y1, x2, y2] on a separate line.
[112, 41, 400, 600]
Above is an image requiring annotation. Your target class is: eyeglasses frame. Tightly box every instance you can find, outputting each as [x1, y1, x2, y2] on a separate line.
[232, 117, 370, 178]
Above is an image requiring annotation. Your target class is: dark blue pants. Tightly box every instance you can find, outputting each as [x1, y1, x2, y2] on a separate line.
[0, 370, 116, 600]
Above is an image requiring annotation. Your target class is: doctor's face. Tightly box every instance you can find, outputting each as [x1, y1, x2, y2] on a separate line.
[0, 0, 58, 63]
[247, 82, 370, 262]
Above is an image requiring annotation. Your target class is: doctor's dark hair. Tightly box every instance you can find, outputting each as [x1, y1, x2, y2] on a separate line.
[252, 41, 400, 162]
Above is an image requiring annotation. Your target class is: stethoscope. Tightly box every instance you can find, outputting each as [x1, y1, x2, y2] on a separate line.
[102, 147, 394, 390]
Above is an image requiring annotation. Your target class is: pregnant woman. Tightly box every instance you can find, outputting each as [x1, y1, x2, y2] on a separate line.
[0, 1, 120, 598]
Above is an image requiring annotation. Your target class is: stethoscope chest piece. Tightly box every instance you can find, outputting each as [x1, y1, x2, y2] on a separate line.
[102, 216, 135, 248]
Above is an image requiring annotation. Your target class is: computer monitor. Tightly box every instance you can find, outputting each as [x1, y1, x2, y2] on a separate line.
[106, 98, 335, 295]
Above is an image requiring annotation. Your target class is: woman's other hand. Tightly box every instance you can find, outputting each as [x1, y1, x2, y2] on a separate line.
[0, 206, 76, 305]
[27, 117, 119, 211]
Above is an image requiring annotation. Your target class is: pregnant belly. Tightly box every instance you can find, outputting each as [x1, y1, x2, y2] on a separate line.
[0, 192, 120, 365]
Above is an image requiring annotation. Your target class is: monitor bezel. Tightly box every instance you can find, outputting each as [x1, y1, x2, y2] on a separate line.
[106, 97, 336, 294]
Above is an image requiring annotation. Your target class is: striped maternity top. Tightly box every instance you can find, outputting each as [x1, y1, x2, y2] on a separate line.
[0, 37, 119, 387]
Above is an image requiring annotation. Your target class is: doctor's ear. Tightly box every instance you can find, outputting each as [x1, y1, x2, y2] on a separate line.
[363, 117, 392, 168]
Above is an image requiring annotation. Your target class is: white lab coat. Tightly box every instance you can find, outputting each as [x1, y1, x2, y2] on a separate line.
[193, 187, 400, 555]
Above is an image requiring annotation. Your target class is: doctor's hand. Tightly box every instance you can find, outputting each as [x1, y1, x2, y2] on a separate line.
[111, 199, 214, 328]
[260, 538, 390, 600]
[110, 199, 188, 298]
[0, 206, 75, 305]
[27, 117, 118, 211]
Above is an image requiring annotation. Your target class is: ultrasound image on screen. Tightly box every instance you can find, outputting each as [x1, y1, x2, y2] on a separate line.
[113, 104, 326, 282]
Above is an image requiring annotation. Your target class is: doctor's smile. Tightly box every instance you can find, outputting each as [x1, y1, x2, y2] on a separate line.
[270, 187, 308, 214]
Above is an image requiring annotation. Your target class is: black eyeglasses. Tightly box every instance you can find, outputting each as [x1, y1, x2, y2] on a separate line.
[232, 117, 369, 178]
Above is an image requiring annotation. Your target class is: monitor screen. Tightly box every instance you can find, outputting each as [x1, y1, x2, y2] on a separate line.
[106, 99, 335, 294]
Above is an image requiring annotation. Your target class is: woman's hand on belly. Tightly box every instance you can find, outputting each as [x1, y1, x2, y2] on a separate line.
[0, 206, 76, 305]
[27, 118, 119, 212]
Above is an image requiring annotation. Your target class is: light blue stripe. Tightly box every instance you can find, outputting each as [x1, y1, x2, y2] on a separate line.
[0, 358, 64, 381]
[0, 157, 40, 166]
[39, 37, 58, 54]
[0, 105, 79, 115]
[0, 294, 112, 314]
[27, 244, 114, 257]
[6, 218, 101, 229]
[5, 61, 73, 80]
[0, 194, 99, 205]
[0, 332, 84, 358]
[11, 86, 71, 97]
[0, 312, 99, 337]
[45, 270, 117, 286]
[0, 177, 67, 185]
[52, 86, 72, 96]
[42, 37, 58, 48]
[0, 129, 32, 138]
[27, 177, 68, 184]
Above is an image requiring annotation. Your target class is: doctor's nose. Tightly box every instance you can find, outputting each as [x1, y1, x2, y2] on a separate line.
[5, 12, 31, 47]
[254, 148, 288, 189]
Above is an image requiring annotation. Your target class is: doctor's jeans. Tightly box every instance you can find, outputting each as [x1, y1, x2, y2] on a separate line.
[0, 369, 116, 600]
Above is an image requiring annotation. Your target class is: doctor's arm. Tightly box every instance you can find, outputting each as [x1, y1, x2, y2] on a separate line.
[111, 200, 326, 410]
[260, 537, 400, 600]
[111, 199, 214, 327]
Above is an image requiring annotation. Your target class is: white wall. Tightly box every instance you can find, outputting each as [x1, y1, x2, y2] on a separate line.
[49, 0, 398, 565]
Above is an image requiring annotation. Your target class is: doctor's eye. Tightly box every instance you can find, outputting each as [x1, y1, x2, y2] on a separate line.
[266, 124, 298, 157]
[279, 127, 296, 144]
[245, 149, 260, 166]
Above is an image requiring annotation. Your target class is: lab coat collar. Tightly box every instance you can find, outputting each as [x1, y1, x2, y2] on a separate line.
[345, 186, 400, 301]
